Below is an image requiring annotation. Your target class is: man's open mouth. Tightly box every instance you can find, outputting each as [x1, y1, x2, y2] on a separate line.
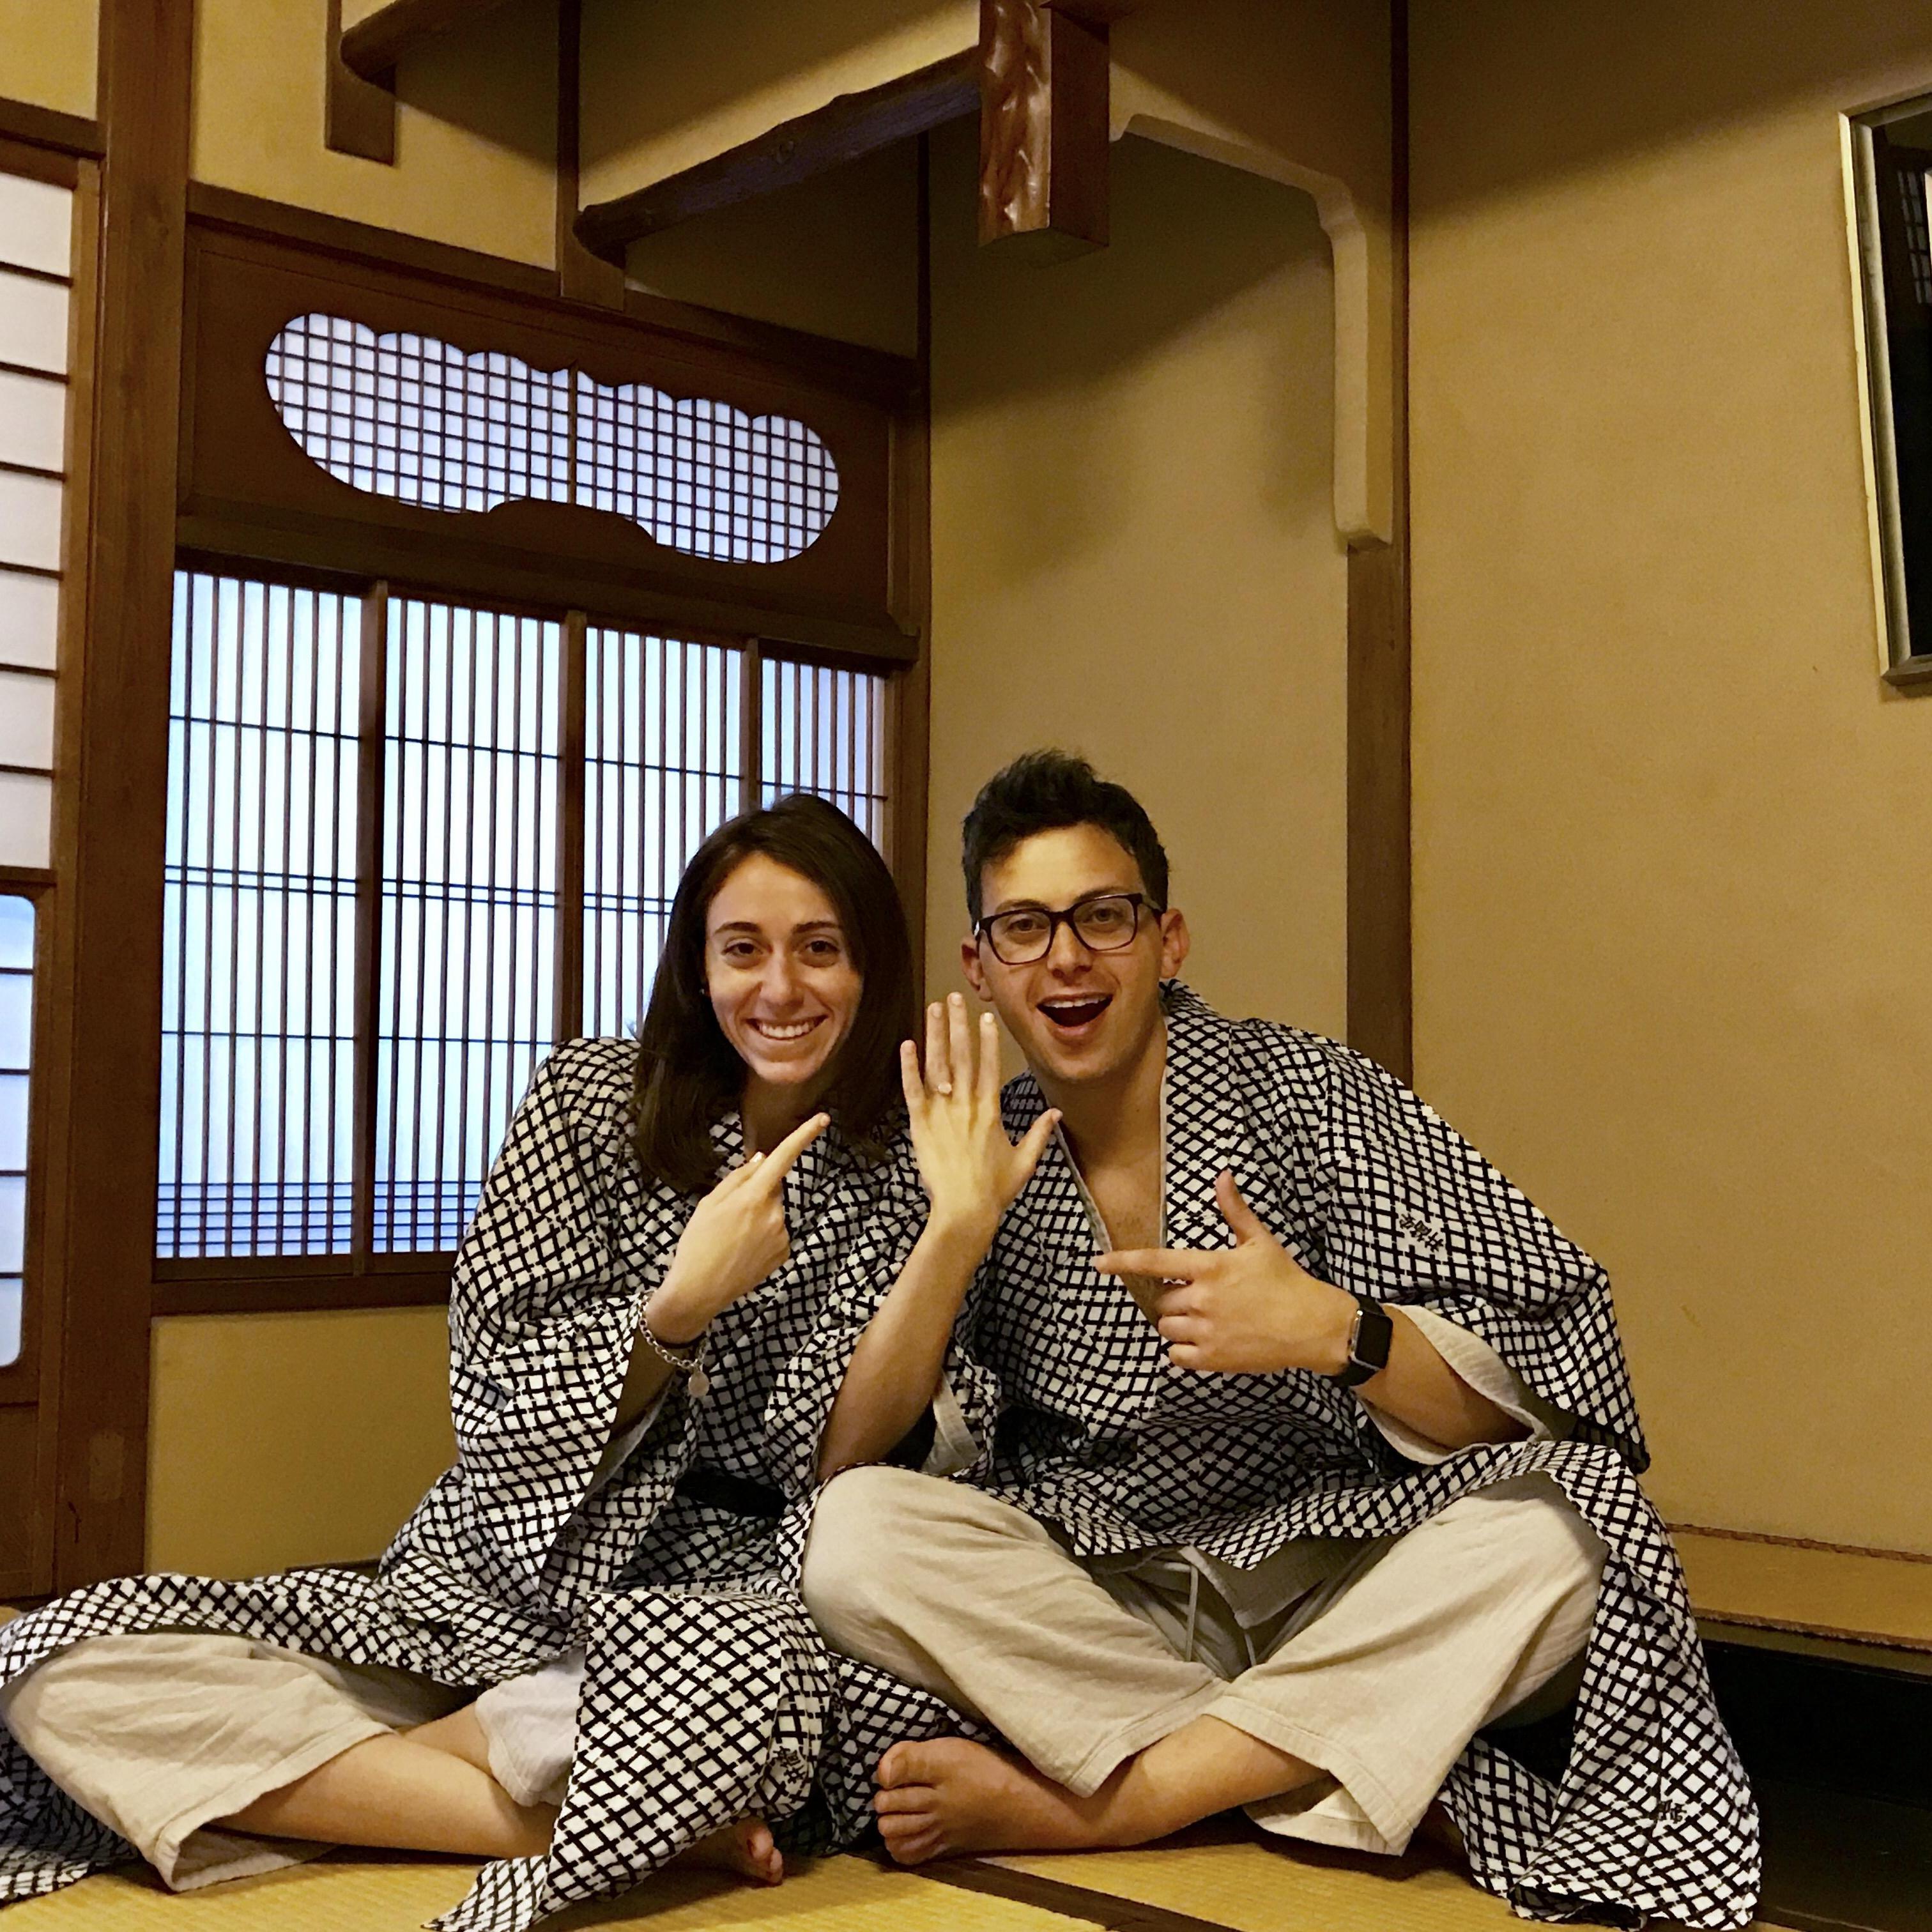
[1038, 994, 1111, 1032]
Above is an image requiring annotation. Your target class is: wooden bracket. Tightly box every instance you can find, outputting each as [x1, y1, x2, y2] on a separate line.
[325, 0, 523, 164]
[326, 0, 397, 164]
[978, 0, 1110, 258]
[556, 0, 624, 305]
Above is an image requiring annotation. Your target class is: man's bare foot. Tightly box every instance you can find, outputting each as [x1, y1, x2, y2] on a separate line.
[672, 1816, 783, 1885]
[873, 1738, 1108, 1864]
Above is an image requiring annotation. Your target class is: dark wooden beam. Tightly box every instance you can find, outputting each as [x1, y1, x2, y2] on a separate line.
[0, 95, 104, 160]
[977, 0, 1109, 259]
[326, 0, 396, 163]
[892, 135, 934, 995]
[556, 0, 623, 306]
[51, 0, 194, 1588]
[575, 50, 977, 263]
[337, 0, 521, 82]
[1345, 0, 1412, 1082]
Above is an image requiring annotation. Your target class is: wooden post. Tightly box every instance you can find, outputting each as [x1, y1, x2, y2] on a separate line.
[977, 0, 1109, 259]
[325, 0, 397, 164]
[556, 0, 625, 307]
[1345, 0, 1412, 1082]
[50, 0, 194, 1586]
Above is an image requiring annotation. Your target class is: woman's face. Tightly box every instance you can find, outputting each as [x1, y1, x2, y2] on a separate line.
[704, 852, 863, 1101]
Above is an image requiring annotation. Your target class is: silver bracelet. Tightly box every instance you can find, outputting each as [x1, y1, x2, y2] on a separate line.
[637, 1302, 710, 1397]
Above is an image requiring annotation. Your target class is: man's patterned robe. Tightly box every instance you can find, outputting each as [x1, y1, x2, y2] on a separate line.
[942, 983, 1759, 1931]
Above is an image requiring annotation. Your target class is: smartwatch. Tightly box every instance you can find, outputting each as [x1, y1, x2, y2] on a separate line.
[1332, 1294, 1393, 1389]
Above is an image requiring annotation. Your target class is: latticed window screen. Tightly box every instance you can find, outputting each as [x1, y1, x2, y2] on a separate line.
[160, 575, 359, 1258]
[264, 314, 840, 564]
[762, 657, 890, 848]
[376, 599, 562, 1252]
[0, 898, 31, 1367]
[583, 630, 742, 1040]
[0, 166, 75, 1364]
[159, 576, 893, 1264]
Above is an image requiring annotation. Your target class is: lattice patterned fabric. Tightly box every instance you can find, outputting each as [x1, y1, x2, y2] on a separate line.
[0, 1040, 972, 1929]
[954, 983, 1758, 1931]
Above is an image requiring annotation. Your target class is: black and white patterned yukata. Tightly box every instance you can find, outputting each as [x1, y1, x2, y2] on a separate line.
[943, 983, 1759, 1930]
[0, 1039, 967, 1931]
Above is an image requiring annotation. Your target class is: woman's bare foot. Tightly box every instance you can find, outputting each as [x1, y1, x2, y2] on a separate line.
[672, 1816, 783, 1885]
[872, 1739, 1106, 1864]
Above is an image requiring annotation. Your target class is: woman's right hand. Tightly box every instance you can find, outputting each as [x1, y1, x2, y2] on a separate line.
[903, 993, 1060, 1245]
[645, 1112, 831, 1344]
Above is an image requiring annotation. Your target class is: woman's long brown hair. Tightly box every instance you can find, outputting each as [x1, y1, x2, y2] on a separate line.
[630, 794, 916, 1193]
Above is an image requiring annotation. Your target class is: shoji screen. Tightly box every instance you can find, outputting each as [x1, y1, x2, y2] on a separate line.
[158, 573, 895, 1273]
[0, 166, 75, 1365]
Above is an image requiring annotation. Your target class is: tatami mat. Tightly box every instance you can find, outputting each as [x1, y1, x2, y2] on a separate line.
[0, 1832, 1816, 1932]
[985, 1816, 1804, 1932]
[991, 1819, 1531, 1932]
[1, 1853, 1075, 1932]
[1676, 1529, 1932, 1652]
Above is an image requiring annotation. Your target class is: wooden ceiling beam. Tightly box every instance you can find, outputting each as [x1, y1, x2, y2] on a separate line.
[574, 50, 978, 263]
[979, 0, 1110, 257]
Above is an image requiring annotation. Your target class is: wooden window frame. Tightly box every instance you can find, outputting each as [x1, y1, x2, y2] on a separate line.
[151, 187, 929, 1324]
[179, 212, 921, 666]
[151, 565, 905, 1316]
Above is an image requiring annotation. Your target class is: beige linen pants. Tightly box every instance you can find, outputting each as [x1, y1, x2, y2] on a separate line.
[801, 1467, 1606, 1855]
[0, 1633, 466, 1889]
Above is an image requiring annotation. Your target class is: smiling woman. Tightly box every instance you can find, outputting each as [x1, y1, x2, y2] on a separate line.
[0, 790, 981, 1924]
[632, 793, 916, 1195]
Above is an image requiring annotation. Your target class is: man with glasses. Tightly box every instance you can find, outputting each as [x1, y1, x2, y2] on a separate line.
[803, 750, 1757, 1930]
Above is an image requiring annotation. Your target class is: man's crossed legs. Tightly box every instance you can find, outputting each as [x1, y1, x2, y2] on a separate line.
[801, 1468, 1604, 1863]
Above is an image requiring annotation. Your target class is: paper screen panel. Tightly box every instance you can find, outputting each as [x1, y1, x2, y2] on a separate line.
[0, 570, 57, 672]
[376, 597, 562, 1252]
[581, 630, 742, 1040]
[0, 772, 50, 868]
[0, 175, 72, 278]
[159, 574, 362, 1257]
[0, 670, 54, 771]
[761, 656, 890, 850]
[0, 272, 68, 375]
[0, 367, 65, 473]
[0, 471, 63, 572]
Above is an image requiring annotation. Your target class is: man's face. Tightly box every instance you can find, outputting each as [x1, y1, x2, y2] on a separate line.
[961, 823, 1188, 1091]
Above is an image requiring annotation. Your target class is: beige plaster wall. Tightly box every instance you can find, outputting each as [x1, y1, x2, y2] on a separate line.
[625, 142, 920, 356]
[925, 123, 1348, 1038]
[1409, 0, 1932, 1552]
[194, 0, 556, 266]
[0, 0, 97, 119]
[148, 1310, 455, 1576]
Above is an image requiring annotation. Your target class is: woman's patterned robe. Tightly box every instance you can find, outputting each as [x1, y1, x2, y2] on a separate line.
[0, 1039, 962, 1932]
[942, 983, 1759, 1931]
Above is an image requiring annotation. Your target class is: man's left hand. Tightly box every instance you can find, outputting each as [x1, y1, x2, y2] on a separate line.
[1096, 1170, 1356, 1375]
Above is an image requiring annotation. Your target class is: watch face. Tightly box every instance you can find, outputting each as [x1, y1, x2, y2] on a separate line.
[1350, 1297, 1393, 1374]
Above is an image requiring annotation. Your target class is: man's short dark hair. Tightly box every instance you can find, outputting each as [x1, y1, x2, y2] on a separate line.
[962, 750, 1170, 923]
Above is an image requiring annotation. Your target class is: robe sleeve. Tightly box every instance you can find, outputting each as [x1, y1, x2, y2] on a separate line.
[1269, 1030, 1648, 1468]
[760, 1141, 1002, 1496]
[1358, 1303, 1572, 1464]
[443, 1039, 689, 1580]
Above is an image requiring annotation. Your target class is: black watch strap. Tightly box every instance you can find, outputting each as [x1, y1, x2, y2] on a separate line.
[1332, 1294, 1393, 1388]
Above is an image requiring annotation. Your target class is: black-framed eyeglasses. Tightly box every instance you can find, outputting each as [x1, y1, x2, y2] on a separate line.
[974, 891, 1162, 965]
